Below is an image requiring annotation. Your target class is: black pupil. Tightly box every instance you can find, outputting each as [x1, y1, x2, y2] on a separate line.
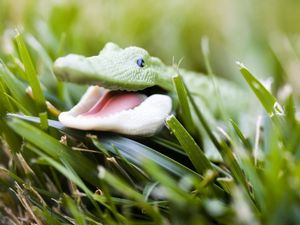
[137, 58, 145, 67]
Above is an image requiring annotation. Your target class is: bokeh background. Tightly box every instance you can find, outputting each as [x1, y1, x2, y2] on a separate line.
[1, 0, 300, 93]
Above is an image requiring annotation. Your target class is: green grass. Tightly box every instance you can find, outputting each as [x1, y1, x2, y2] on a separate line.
[1, 3, 300, 224]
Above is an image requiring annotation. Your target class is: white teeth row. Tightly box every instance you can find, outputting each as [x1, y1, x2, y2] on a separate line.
[58, 86, 172, 136]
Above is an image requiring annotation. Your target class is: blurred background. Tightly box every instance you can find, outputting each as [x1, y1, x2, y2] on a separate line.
[1, 0, 300, 94]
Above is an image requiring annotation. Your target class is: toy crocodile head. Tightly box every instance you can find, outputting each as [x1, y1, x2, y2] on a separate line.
[54, 42, 173, 91]
[53, 43, 173, 136]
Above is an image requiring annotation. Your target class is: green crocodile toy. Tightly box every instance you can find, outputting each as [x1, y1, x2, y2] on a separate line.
[53, 42, 250, 136]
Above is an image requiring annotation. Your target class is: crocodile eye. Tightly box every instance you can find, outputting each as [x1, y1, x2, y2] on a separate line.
[136, 58, 145, 68]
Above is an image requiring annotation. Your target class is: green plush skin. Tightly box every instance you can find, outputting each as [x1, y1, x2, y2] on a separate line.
[53, 42, 248, 121]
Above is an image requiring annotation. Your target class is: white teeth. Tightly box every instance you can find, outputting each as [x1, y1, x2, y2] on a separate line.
[58, 86, 172, 136]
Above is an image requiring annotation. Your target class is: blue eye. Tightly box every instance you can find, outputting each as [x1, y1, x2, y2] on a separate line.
[136, 58, 145, 68]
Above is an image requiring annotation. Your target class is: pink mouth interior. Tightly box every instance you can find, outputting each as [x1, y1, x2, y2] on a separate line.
[81, 91, 146, 117]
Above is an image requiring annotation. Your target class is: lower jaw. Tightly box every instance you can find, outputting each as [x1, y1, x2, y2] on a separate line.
[58, 86, 172, 136]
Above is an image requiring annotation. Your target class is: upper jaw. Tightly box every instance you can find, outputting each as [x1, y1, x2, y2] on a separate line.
[53, 54, 156, 91]
[58, 86, 172, 136]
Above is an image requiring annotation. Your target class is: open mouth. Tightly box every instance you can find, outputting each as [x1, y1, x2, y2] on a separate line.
[58, 86, 172, 136]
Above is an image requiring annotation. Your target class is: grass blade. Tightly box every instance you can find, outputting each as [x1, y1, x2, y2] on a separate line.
[64, 195, 88, 225]
[0, 60, 37, 114]
[201, 37, 227, 121]
[38, 112, 48, 130]
[230, 119, 252, 152]
[185, 84, 221, 150]
[142, 159, 195, 204]
[166, 115, 213, 174]
[93, 135, 199, 178]
[4, 93, 32, 115]
[172, 74, 197, 137]
[15, 31, 47, 113]
[152, 136, 186, 156]
[0, 81, 14, 115]
[237, 62, 282, 116]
